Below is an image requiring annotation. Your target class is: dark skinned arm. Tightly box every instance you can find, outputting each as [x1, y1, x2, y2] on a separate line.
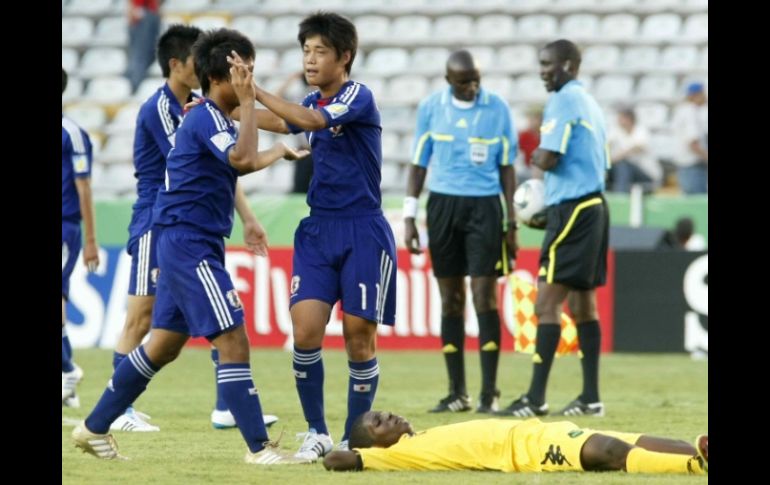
[323, 450, 363, 471]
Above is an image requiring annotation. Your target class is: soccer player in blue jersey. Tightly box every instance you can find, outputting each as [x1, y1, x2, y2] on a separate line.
[73, 29, 309, 464]
[496, 40, 610, 418]
[403, 50, 518, 415]
[62, 68, 99, 409]
[232, 12, 397, 459]
[109, 24, 276, 433]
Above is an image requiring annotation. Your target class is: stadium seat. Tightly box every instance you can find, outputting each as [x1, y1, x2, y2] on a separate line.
[163, 0, 211, 14]
[64, 104, 107, 132]
[636, 74, 677, 101]
[278, 49, 303, 74]
[681, 13, 708, 42]
[466, 46, 496, 72]
[517, 15, 558, 41]
[550, 0, 600, 13]
[593, 74, 634, 102]
[80, 48, 127, 77]
[619, 46, 659, 73]
[62, 17, 94, 47]
[386, 75, 429, 105]
[380, 162, 404, 191]
[648, 132, 677, 162]
[354, 77, 386, 100]
[355, 15, 391, 46]
[581, 45, 621, 73]
[381, 132, 401, 160]
[253, 50, 279, 73]
[105, 103, 141, 135]
[92, 17, 128, 47]
[433, 15, 474, 44]
[64, 0, 113, 16]
[63, 77, 84, 104]
[482, 76, 515, 102]
[634, 102, 669, 130]
[598, 14, 639, 41]
[379, 106, 414, 131]
[93, 163, 137, 196]
[389, 15, 432, 45]
[267, 16, 305, 46]
[496, 45, 538, 74]
[640, 13, 682, 42]
[83, 77, 132, 104]
[659, 45, 698, 71]
[212, 0, 260, 13]
[513, 75, 549, 102]
[474, 15, 516, 42]
[264, 163, 294, 193]
[230, 16, 269, 43]
[560, 14, 600, 42]
[98, 135, 135, 165]
[698, 46, 708, 70]
[132, 77, 164, 102]
[365, 48, 410, 76]
[62, 48, 79, 74]
[410, 48, 451, 76]
[190, 14, 231, 31]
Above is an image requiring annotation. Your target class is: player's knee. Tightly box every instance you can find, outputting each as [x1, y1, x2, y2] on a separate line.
[293, 323, 324, 348]
[345, 334, 375, 361]
[581, 434, 631, 471]
[534, 301, 560, 322]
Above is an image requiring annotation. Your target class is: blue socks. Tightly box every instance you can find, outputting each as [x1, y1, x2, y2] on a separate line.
[217, 363, 268, 453]
[293, 347, 328, 435]
[211, 348, 228, 411]
[343, 358, 379, 441]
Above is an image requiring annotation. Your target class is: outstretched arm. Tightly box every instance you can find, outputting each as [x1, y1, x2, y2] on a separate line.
[234, 182, 267, 257]
[323, 450, 362, 471]
[253, 83, 327, 132]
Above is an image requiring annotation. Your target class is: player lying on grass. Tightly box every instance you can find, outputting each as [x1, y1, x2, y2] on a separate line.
[322, 410, 707, 475]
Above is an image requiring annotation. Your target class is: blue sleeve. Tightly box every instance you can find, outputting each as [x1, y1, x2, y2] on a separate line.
[196, 108, 236, 164]
[539, 94, 577, 155]
[317, 83, 375, 128]
[286, 93, 316, 135]
[411, 97, 433, 167]
[499, 101, 517, 167]
[141, 100, 175, 159]
[72, 128, 93, 178]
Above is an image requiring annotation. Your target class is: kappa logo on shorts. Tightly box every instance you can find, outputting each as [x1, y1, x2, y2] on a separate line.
[150, 268, 159, 285]
[290, 275, 300, 297]
[540, 445, 572, 466]
[226, 289, 243, 309]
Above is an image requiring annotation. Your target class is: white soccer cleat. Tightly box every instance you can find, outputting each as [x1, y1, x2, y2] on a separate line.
[336, 439, 349, 451]
[211, 409, 278, 429]
[72, 422, 127, 460]
[294, 429, 333, 461]
[110, 408, 160, 432]
[245, 442, 314, 465]
[62, 364, 83, 402]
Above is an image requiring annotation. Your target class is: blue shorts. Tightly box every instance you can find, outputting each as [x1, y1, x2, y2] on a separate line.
[127, 228, 158, 296]
[291, 214, 397, 325]
[152, 228, 244, 339]
[62, 221, 81, 300]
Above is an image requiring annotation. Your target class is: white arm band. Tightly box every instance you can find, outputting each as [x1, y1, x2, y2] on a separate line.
[403, 196, 419, 219]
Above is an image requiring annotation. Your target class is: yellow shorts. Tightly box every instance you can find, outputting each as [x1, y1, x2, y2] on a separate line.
[512, 418, 642, 472]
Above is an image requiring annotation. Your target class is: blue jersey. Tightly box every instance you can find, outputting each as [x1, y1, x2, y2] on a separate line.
[62, 115, 93, 223]
[152, 99, 240, 237]
[538, 80, 608, 206]
[412, 87, 517, 196]
[287, 81, 383, 215]
[129, 84, 199, 248]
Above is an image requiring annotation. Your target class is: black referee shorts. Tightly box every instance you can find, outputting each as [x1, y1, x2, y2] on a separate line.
[427, 192, 504, 278]
[538, 192, 609, 290]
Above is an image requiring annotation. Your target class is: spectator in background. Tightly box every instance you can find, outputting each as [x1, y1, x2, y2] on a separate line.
[671, 82, 708, 194]
[516, 104, 544, 182]
[126, 0, 161, 92]
[607, 107, 661, 193]
[658, 217, 707, 251]
[276, 71, 315, 193]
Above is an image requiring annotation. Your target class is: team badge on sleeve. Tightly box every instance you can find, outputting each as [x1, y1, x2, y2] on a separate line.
[210, 131, 235, 152]
[324, 103, 349, 119]
[73, 154, 89, 173]
[540, 119, 557, 135]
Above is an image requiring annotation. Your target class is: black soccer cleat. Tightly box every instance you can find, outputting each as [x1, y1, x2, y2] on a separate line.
[494, 394, 549, 417]
[428, 393, 472, 413]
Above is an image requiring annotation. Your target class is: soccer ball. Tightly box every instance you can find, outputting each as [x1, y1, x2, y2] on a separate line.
[513, 179, 546, 225]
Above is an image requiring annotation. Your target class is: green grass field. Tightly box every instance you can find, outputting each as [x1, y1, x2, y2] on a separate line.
[62, 349, 707, 484]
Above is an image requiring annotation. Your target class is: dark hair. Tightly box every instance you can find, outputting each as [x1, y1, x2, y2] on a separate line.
[62, 68, 68, 94]
[543, 39, 582, 69]
[618, 107, 636, 123]
[348, 414, 374, 449]
[193, 28, 255, 95]
[298, 12, 357, 75]
[157, 24, 203, 78]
